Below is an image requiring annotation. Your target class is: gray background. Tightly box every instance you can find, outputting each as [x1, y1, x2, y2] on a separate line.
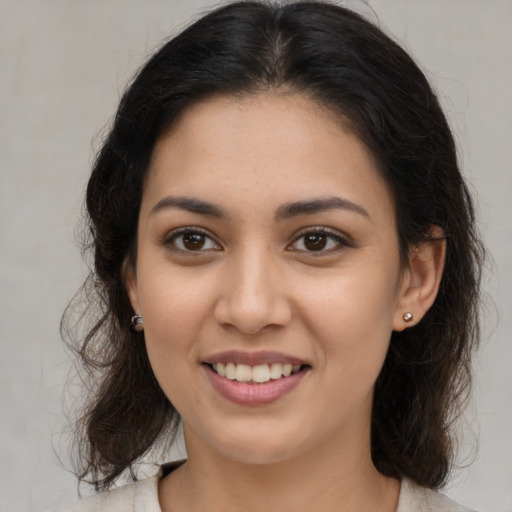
[1, 1, 510, 510]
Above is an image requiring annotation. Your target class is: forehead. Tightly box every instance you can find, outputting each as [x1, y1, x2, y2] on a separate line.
[143, 93, 395, 222]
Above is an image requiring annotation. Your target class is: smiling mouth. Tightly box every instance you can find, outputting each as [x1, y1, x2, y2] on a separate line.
[207, 362, 308, 384]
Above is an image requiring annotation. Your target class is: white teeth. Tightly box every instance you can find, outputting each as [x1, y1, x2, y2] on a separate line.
[212, 362, 303, 383]
[235, 364, 252, 382]
[269, 362, 283, 380]
[225, 362, 236, 380]
[216, 362, 226, 377]
[252, 364, 271, 383]
[282, 363, 292, 377]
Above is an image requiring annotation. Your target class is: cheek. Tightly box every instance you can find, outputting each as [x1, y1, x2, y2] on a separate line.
[306, 274, 397, 411]
[136, 268, 216, 392]
[301, 267, 399, 338]
[138, 264, 215, 335]
[298, 264, 399, 381]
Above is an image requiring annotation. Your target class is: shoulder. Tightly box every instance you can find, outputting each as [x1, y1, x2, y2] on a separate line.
[398, 478, 477, 512]
[51, 474, 161, 512]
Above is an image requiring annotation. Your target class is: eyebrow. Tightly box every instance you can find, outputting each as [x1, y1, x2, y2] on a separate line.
[150, 196, 226, 218]
[275, 197, 370, 221]
[149, 195, 369, 221]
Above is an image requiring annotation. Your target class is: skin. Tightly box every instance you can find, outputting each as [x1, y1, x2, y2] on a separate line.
[126, 93, 445, 512]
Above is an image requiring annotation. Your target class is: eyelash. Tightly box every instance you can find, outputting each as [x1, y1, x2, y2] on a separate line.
[163, 226, 350, 254]
[164, 227, 221, 253]
[288, 227, 351, 254]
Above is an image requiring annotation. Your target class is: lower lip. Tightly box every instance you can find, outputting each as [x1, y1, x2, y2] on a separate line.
[203, 364, 308, 405]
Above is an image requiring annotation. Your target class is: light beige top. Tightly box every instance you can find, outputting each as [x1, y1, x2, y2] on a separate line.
[55, 469, 475, 512]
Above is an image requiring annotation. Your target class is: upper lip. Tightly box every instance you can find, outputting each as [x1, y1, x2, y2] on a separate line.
[203, 350, 309, 367]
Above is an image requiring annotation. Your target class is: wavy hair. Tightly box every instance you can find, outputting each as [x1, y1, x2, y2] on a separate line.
[62, 0, 484, 491]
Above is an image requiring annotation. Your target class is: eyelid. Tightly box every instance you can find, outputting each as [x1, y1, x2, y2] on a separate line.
[161, 225, 350, 254]
[287, 226, 352, 253]
[163, 226, 222, 252]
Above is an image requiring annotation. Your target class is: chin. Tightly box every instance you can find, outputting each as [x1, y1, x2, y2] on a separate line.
[219, 442, 297, 466]
[199, 421, 311, 466]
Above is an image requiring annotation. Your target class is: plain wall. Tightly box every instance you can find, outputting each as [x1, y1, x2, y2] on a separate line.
[0, 1, 510, 510]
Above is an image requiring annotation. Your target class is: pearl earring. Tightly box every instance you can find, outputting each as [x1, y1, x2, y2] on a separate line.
[403, 312, 413, 322]
[131, 314, 144, 332]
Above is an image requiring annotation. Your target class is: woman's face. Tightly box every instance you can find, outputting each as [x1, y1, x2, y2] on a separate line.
[127, 93, 411, 465]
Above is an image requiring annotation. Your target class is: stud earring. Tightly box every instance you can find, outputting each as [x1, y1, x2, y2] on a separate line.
[403, 312, 413, 323]
[131, 314, 144, 332]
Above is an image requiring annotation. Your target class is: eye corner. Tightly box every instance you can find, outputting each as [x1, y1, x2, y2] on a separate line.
[287, 226, 352, 254]
[163, 226, 223, 253]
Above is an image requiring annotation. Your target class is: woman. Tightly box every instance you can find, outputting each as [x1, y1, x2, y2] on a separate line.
[59, 1, 483, 510]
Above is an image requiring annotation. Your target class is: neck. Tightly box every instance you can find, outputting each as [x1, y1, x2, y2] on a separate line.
[159, 425, 400, 512]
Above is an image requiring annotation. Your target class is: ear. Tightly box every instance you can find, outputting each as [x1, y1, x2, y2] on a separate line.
[123, 258, 141, 314]
[393, 227, 446, 331]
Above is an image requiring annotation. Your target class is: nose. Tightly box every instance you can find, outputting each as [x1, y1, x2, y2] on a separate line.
[213, 246, 292, 335]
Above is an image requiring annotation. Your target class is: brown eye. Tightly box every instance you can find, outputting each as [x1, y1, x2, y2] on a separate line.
[289, 229, 349, 253]
[168, 229, 220, 252]
[304, 233, 327, 251]
[182, 232, 206, 250]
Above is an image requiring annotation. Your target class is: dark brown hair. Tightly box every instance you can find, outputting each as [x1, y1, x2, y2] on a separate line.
[62, 0, 484, 492]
